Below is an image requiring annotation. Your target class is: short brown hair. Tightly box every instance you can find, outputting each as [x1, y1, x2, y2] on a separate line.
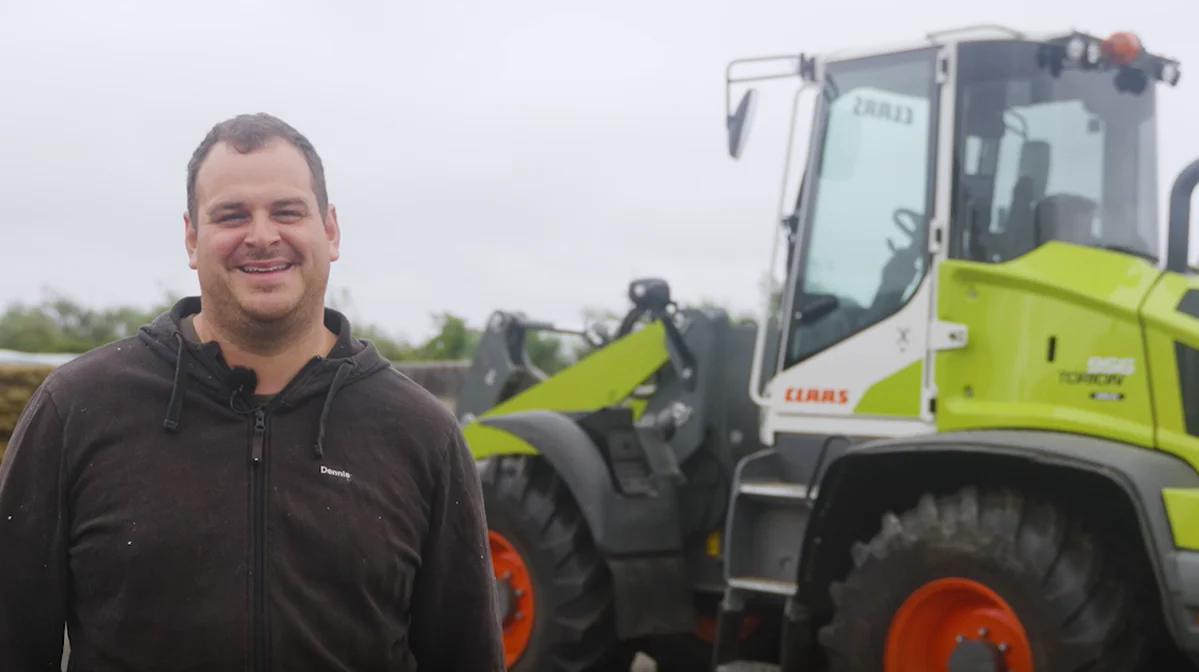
[186, 113, 329, 225]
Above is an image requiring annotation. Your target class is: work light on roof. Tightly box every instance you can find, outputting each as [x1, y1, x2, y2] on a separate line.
[1160, 60, 1182, 86]
[1101, 31, 1142, 65]
[1064, 36, 1085, 61]
[1065, 34, 1102, 65]
[1060, 30, 1181, 87]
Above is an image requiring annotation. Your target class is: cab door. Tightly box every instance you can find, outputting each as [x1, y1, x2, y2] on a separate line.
[762, 46, 947, 442]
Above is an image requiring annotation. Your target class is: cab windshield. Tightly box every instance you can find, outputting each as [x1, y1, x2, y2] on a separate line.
[952, 39, 1159, 263]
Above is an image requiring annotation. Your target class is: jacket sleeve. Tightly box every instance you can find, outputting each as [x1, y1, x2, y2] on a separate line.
[0, 383, 69, 672]
[408, 424, 505, 671]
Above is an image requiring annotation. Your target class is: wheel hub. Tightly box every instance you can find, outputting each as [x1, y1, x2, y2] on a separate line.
[884, 577, 1033, 672]
[946, 637, 1004, 672]
[494, 575, 516, 622]
[488, 530, 535, 669]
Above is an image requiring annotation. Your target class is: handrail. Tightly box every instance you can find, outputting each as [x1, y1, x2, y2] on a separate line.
[1166, 158, 1199, 273]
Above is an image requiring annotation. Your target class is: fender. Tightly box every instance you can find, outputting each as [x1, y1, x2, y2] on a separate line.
[798, 428, 1199, 654]
[470, 409, 684, 556]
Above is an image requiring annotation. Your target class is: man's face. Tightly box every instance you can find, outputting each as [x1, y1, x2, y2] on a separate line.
[184, 139, 340, 330]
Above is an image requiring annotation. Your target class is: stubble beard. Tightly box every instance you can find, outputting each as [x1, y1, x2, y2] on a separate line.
[203, 270, 329, 356]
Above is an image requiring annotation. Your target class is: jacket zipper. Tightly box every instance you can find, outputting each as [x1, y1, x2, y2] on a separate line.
[251, 408, 267, 672]
[244, 358, 320, 672]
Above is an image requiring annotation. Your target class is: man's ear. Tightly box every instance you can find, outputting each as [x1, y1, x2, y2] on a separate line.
[184, 211, 198, 270]
[324, 204, 341, 263]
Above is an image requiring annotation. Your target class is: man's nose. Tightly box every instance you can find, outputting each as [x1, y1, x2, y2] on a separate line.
[244, 212, 282, 247]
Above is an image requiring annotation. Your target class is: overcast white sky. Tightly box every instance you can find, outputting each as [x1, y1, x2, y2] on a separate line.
[1, 0, 1195, 342]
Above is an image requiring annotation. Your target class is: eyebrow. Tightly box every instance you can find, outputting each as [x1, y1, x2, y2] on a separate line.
[207, 202, 244, 218]
[272, 198, 309, 211]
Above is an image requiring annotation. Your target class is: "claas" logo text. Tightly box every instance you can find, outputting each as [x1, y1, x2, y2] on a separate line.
[784, 387, 849, 404]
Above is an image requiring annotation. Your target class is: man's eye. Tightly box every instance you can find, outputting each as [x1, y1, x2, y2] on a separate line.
[277, 211, 303, 219]
[218, 214, 245, 223]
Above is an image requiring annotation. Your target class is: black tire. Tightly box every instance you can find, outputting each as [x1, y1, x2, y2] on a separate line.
[481, 455, 636, 672]
[817, 485, 1149, 672]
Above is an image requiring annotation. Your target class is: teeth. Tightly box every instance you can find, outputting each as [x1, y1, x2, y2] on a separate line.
[242, 264, 289, 273]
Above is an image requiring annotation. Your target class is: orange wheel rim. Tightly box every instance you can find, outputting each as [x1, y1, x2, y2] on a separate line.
[489, 530, 535, 668]
[885, 577, 1033, 672]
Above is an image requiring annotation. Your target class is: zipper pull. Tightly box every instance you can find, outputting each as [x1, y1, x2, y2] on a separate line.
[252, 409, 266, 464]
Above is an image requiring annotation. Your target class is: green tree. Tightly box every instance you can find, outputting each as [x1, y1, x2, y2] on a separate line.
[0, 287, 758, 370]
[0, 288, 424, 359]
[412, 312, 479, 361]
[404, 311, 573, 373]
[0, 290, 176, 354]
[354, 323, 416, 361]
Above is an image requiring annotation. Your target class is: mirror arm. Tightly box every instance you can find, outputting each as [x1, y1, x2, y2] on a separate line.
[724, 54, 813, 119]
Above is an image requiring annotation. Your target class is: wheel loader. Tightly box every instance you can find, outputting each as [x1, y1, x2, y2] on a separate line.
[459, 25, 1199, 672]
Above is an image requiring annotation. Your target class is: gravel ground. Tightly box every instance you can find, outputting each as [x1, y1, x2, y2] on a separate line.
[632, 652, 657, 671]
[62, 636, 660, 671]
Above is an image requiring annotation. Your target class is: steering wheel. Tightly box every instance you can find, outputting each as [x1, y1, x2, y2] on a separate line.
[888, 208, 923, 252]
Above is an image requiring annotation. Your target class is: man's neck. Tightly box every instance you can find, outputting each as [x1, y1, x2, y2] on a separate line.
[191, 311, 338, 395]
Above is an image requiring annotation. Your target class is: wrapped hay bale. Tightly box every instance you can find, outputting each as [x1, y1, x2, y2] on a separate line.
[0, 364, 56, 462]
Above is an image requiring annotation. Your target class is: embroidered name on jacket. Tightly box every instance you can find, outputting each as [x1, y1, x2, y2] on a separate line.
[320, 465, 352, 481]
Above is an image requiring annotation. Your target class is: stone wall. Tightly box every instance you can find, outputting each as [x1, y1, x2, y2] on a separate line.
[0, 364, 56, 462]
[392, 360, 470, 410]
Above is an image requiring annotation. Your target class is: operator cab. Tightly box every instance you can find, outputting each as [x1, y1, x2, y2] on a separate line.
[725, 28, 1182, 408]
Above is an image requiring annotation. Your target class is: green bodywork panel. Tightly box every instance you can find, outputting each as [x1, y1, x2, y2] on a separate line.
[463, 321, 672, 460]
[1144, 272, 1199, 551]
[465, 423, 541, 459]
[933, 242, 1199, 550]
[1163, 488, 1199, 551]
[934, 242, 1160, 447]
[1140, 271, 1199, 467]
[854, 359, 923, 417]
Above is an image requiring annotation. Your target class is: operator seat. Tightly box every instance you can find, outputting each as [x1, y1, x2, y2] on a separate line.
[997, 141, 1051, 261]
[1034, 193, 1100, 248]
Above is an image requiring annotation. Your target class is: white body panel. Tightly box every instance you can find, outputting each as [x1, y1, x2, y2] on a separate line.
[761, 277, 936, 443]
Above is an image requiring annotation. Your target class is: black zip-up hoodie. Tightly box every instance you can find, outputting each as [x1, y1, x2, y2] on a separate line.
[0, 297, 504, 672]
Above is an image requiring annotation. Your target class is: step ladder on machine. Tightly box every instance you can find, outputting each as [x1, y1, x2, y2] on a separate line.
[710, 435, 849, 672]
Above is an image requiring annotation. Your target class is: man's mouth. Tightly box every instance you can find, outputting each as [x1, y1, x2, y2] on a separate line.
[238, 263, 293, 274]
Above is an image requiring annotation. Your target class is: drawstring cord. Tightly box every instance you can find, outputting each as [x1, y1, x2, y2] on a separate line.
[315, 362, 354, 459]
[162, 332, 188, 433]
[162, 333, 355, 461]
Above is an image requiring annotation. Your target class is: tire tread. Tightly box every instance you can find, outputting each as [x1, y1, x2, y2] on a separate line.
[817, 486, 1149, 672]
[484, 455, 635, 672]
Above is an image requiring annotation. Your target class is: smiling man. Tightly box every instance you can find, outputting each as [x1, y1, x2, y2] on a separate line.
[0, 113, 505, 672]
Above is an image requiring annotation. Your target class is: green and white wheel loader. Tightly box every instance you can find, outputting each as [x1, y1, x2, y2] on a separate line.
[460, 25, 1199, 672]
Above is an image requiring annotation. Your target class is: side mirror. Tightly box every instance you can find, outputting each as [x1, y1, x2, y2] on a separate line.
[727, 88, 759, 159]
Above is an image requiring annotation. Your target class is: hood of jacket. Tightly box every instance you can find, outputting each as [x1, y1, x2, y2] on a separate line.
[136, 296, 394, 457]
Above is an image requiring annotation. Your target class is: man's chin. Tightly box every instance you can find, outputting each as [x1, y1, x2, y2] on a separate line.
[234, 296, 302, 325]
